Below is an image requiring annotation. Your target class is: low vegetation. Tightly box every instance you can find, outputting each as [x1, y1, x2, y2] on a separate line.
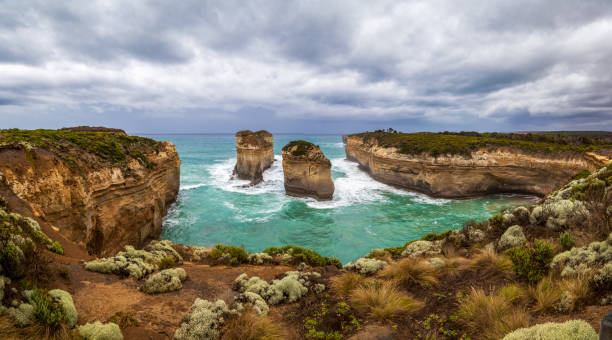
[349, 131, 612, 157]
[263, 245, 342, 268]
[349, 280, 421, 322]
[209, 244, 249, 265]
[506, 240, 554, 283]
[0, 128, 161, 170]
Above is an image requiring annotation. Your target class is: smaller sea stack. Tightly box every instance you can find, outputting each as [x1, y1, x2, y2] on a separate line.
[282, 140, 334, 201]
[233, 130, 274, 185]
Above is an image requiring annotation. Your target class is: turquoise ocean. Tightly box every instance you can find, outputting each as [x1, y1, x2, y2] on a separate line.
[147, 134, 536, 264]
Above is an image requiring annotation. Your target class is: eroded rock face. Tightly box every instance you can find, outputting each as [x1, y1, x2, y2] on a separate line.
[282, 141, 334, 201]
[0, 136, 180, 256]
[233, 130, 274, 185]
[343, 135, 607, 198]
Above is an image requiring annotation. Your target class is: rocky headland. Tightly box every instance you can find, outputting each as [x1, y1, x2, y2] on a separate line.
[0, 127, 180, 256]
[344, 131, 612, 198]
[282, 140, 334, 201]
[233, 130, 274, 185]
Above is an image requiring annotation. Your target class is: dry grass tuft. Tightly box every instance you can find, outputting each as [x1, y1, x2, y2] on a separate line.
[378, 258, 439, 288]
[527, 277, 562, 313]
[349, 280, 422, 322]
[330, 272, 366, 300]
[559, 272, 592, 312]
[469, 248, 514, 278]
[458, 288, 530, 340]
[221, 309, 285, 340]
[439, 257, 471, 278]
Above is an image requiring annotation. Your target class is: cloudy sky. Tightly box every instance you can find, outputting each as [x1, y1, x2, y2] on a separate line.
[1, 1, 611, 133]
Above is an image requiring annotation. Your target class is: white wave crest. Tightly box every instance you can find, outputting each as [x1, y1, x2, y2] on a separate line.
[180, 183, 207, 191]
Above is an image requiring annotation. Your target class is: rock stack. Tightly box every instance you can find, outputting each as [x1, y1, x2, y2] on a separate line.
[233, 130, 274, 185]
[282, 140, 334, 201]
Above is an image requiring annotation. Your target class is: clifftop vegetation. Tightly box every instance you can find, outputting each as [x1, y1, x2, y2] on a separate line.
[0, 128, 161, 170]
[348, 130, 612, 157]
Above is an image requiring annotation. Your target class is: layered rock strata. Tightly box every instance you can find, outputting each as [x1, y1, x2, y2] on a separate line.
[282, 141, 334, 201]
[233, 130, 274, 185]
[0, 129, 180, 255]
[343, 134, 610, 198]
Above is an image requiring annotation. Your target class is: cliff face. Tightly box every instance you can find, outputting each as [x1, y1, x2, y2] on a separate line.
[282, 141, 334, 201]
[343, 135, 610, 198]
[0, 130, 180, 256]
[233, 130, 274, 185]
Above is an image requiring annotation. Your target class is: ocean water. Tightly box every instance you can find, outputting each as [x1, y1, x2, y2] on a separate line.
[147, 134, 537, 264]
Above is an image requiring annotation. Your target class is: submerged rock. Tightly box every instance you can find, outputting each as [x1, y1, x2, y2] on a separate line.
[233, 130, 274, 185]
[282, 140, 334, 201]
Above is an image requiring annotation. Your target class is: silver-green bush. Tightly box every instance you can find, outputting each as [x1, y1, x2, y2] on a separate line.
[6, 303, 34, 327]
[344, 257, 387, 275]
[497, 225, 527, 251]
[48, 289, 78, 328]
[174, 299, 231, 340]
[235, 292, 269, 316]
[141, 268, 187, 294]
[78, 321, 123, 340]
[401, 240, 442, 258]
[502, 319, 597, 340]
[552, 232, 612, 278]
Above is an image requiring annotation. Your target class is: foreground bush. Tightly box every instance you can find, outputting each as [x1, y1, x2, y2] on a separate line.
[78, 321, 123, 340]
[141, 268, 187, 294]
[506, 240, 554, 283]
[263, 245, 342, 268]
[233, 271, 313, 305]
[174, 299, 231, 340]
[349, 280, 421, 322]
[458, 288, 530, 340]
[469, 247, 514, 279]
[209, 244, 248, 265]
[527, 277, 562, 313]
[502, 320, 597, 340]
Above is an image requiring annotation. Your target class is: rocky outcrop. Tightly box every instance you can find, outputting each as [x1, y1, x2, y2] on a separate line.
[282, 141, 334, 201]
[0, 129, 180, 256]
[233, 130, 274, 185]
[343, 134, 609, 198]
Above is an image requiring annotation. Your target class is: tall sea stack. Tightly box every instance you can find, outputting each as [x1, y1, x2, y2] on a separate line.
[282, 140, 334, 201]
[233, 130, 274, 185]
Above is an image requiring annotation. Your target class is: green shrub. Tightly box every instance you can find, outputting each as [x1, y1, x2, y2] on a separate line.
[488, 214, 506, 235]
[48, 241, 64, 255]
[29, 289, 68, 329]
[559, 232, 575, 250]
[571, 170, 591, 181]
[157, 256, 175, 270]
[210, 244, 248, 265]
[263, 245, 342, 268]
[282, 140, 315, 157]
[506, 240, 554, 283]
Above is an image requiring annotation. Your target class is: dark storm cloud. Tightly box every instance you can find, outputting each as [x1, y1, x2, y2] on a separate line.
[0, 0, 611, 132]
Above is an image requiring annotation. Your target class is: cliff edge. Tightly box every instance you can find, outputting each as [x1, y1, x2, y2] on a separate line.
[344, 131, 612, 198]
[282, 140, 334, 201]
[233, 130, 274, 185]
[0, 128, 180, 256]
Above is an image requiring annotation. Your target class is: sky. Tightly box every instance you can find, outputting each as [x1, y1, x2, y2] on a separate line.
[1, 1, 612, 134]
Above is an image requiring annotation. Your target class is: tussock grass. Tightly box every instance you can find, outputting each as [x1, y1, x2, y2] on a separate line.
[349, 280, 422, 322]
[330, 272, 365, 300]
[497, 284, 528, 304]
[458, 287, 530, 340]
[470, 248, 514, 278]
[221, 309, 285, 340]
[439, 257, 471, 278]
[527, 277, 562, 313]
[559, 272, 592, 312]
[378, 258, 439, 288]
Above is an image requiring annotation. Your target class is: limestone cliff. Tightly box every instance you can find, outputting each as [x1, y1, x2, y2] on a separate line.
[344, 133, 611, 198]
[282, 141, 334, 201]
[0, 128, 180, 256]
[233, 130, 274, 185]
